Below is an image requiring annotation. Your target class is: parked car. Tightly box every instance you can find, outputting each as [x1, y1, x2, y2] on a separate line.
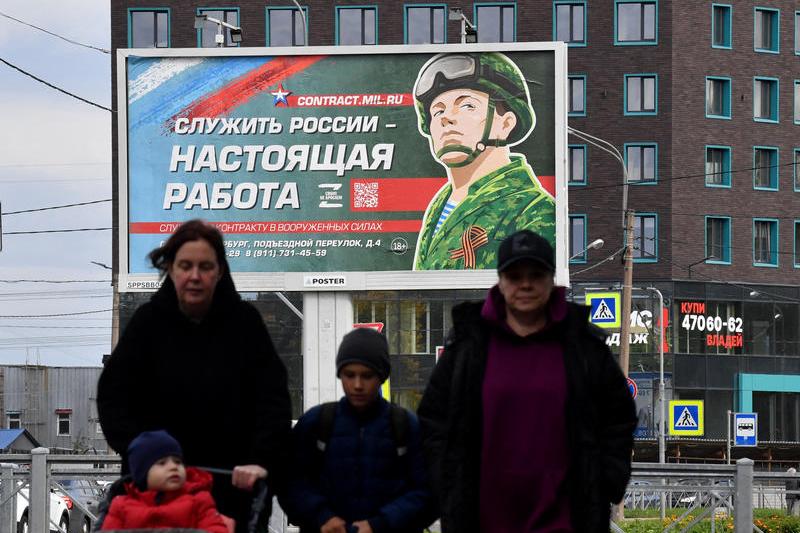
[624, 480, 662, 509]
[16, 486, 72, 533]
[671, 478, 733, 507]
[58, 479, 106, 533]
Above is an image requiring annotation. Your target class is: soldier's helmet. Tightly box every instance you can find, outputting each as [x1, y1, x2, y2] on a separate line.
[413, 52, 536, 146]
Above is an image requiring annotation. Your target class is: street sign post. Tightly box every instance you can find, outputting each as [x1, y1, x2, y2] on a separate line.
[669, 400, 704, 436]
[627, 377, 638, 399]
[734, 412, 757, 447]
[585, 291, 621, 329]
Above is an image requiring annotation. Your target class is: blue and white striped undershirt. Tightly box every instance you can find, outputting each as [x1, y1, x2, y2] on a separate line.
[434, 199, 459, 235]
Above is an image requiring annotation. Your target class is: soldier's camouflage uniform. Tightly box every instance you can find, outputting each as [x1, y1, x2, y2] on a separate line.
[413, 155, 555, 270]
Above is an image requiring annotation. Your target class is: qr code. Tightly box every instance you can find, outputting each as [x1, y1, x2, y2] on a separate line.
[353, 182, 379, 208]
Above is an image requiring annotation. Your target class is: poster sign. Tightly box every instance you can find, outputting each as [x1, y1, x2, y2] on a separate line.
[678, 301, 743, 349]
[117, 44, 568, 291]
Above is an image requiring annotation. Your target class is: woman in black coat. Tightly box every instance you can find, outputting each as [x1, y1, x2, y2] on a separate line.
[97, 220, 292, 532]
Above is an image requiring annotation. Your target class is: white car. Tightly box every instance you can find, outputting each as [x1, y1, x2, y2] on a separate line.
[16, 486, 72, 533]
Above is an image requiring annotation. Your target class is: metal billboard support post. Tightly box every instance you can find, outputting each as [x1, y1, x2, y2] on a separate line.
[302, 292, 353, 411]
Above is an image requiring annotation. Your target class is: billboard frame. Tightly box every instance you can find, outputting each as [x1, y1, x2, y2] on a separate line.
[116, 42, 568, 292]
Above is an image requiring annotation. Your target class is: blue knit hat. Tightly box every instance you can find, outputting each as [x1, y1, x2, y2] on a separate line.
[128, 430, 183, 490]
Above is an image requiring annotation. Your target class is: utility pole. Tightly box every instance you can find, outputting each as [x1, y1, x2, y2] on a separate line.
[618, 209, 635, 378]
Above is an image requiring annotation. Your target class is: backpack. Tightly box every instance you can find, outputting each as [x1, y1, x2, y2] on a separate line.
[315, 401, 410, 458]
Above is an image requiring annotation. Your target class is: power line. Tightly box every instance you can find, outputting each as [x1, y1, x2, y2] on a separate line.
[3, 227, 111, 235]
[2, 199, 111, 216]
[0, 162, 109, 168]
[0, 325, 111, 329]
[571, 243, 800, 304]
[0, 56, 113, 113]
[0, 279, 109, 284]
[0, 309, 112, 318]
[0, 177, 108, 184]
[571, 160, 798, 192]
[571, 204, 800, 222]
[0, 11, 110, 53]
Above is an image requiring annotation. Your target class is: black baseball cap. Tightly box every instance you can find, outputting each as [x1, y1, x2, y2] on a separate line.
[497, 230, 555, 273]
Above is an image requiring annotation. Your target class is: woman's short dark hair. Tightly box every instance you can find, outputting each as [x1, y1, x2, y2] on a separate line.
[148, 219, 229, 275]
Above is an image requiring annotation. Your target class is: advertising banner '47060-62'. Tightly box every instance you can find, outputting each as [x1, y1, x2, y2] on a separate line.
[118, 44, 568, 291]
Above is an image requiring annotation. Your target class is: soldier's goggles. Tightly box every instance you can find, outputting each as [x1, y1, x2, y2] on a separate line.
[415, 53, 522, 102]
[415, 54, 479, 98]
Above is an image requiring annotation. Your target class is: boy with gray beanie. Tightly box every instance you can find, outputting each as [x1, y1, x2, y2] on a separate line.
[280, 328, 436, 533]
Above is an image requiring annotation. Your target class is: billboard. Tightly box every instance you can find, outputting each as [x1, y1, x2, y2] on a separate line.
[118, 43, 568, 291]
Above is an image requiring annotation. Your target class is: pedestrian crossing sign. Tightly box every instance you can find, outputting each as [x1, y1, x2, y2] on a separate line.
[585, 292, 621, 329]
[669, 400, 704, 436]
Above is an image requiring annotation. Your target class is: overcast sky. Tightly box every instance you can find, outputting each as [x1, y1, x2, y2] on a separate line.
[0, 1, 111, 366]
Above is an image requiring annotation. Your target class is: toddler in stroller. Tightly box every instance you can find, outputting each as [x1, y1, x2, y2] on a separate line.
[94, 430, 268, 533]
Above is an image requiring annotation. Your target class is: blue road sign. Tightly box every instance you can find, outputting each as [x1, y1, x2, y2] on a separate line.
[585, 292, 620, 329]
[734, 413, 757, 447]
[669, 400, 704, 436]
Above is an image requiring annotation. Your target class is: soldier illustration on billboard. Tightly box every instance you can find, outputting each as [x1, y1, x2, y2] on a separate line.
[412, 52, 556, 270]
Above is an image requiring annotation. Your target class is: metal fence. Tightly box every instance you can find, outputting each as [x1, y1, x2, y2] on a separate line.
[2, 450, 798, 533]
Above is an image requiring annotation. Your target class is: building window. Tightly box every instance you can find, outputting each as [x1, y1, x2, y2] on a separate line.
[569, 215, 587, 263]
[795, 80, 800, 124]
[554, 1, 586, 46]
[712, 4, 732, 48]
[705, 145, 731, 187]
[129, 9, 169, 48]
[475, 3, 515, 43]
[568, 75, 586, 116]
[796, 11, 799, 54]
[337, 7, 377, 45]
[625, 74, 657, 115]
[57, 412, 71, 436]
[632, 214, 657, 261]
[267, 7, 307, 46]
[625, 143, 657, 184]
[754, 7, 779, 53]
[795, 220, 800, 267]
[7, 413, 20, 430]
[753, 147, 778, 190]
[568, 145, 587, 185]
[706, 76, 731, 119]
[405, 6, 446, 44]
[753, 218, 778, 266]
[96, 421, 104, 435]
[754, 77, 779, 122]
[615, 0, 657, 45]
[706, 216, 731, 264]
[197, 8, 239, 48]
[795, 149, 800, 191]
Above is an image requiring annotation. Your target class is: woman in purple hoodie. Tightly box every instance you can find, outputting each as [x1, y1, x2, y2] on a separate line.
[418, 229, 637, 533]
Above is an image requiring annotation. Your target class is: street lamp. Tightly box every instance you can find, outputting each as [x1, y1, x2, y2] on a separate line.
[568, 127, 634, 382]
[448, 8, 477, 43]
[194, 14, 243, 47]
[569, 238, 604, 260]
[288, 1, 308, 46]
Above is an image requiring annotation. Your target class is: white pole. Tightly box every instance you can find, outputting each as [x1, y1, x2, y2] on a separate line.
[727, 410, 732, 465]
